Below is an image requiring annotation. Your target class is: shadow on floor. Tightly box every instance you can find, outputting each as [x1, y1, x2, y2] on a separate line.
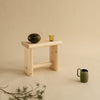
[0, 64, 25, 77]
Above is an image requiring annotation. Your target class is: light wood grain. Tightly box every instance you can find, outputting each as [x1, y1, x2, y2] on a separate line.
[33, 62, 52, 69]
[21, 40, 62, 48]
[50, 45, 58, 71]
[24, 48, 33, 76]
[24, 47, 28, 74]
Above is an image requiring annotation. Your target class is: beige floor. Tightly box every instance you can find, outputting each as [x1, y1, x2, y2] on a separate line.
[0, 54, 100, 100]
[0, 0, 100, 99]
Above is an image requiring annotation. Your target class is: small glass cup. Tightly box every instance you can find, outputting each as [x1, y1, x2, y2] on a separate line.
[49, 35, 54, 41]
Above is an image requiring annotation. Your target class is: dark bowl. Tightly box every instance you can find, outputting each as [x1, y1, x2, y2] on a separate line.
[28, 33, 41, 43]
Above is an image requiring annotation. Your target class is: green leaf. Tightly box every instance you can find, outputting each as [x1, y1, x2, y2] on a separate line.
[37, 90, 40, 94]
[16, 88, 21, 93]
[37, 95, 43, 99]
[9, 98, 14, 100]
[36, 83, 40, 86]
[15, 97, 20, 100]
[23, 86, 28, 92]
[28, 93, 33, 98]
[40, 90, 44, 95]
[23, 96, 28, 100]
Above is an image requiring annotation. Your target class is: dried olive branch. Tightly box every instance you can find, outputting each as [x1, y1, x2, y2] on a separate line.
[0, 86, 33, 97]
[0, 83, 46, 100]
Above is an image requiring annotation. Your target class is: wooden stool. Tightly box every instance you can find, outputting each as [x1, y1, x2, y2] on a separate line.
[21, 40, 62, 76]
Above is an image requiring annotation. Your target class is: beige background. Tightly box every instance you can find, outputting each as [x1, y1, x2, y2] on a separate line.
[0, 0, 100, 100]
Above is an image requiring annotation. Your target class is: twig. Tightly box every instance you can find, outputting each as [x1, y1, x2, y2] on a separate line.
[0, 83, 46, 100]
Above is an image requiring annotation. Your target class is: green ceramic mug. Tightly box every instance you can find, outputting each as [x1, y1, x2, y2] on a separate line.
[77, 68, 88, 83]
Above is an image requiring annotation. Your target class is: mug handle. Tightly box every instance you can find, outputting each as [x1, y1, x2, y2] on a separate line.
[77, 68, 81, 77]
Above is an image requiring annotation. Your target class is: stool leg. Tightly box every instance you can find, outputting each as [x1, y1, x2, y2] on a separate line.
[24, 47, 28, 74]
[24, 48, 33, 76]
[50, 45, 58, 71]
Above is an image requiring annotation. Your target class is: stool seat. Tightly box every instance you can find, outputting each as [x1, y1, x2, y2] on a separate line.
[21, 40, 62, 76]
[22, 40, 62, 48]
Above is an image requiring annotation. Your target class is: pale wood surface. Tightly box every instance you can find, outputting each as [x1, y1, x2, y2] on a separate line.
[24, 48, 33, 76]
[33, 62, 52, 69]
[21, 40, 62, 48]
[50, 45, 58, 71]
[24, 47, 28, 74]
